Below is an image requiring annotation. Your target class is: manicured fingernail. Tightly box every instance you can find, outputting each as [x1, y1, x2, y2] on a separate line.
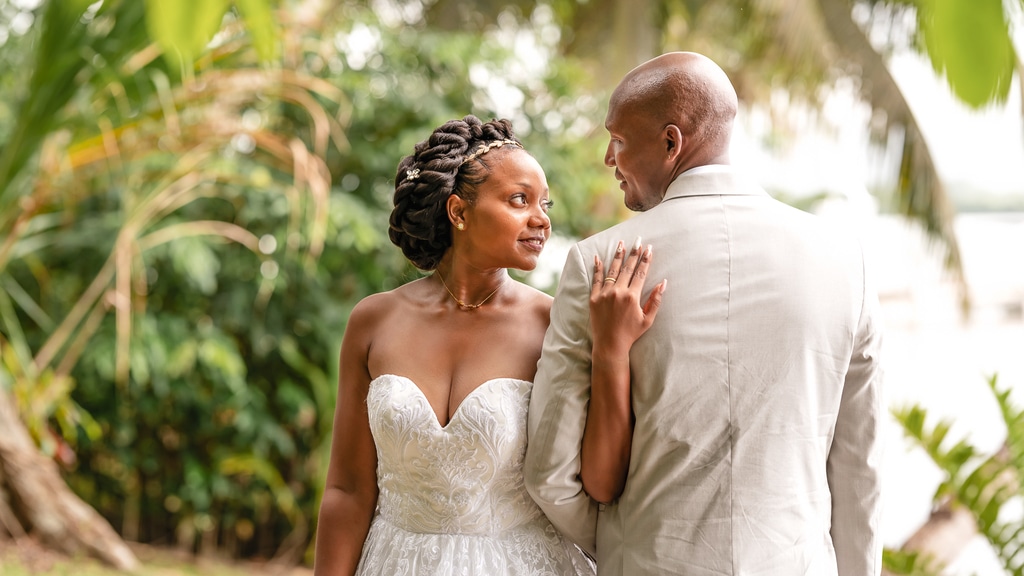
[632, 236, 642, 253]
[616, 240, 624, 254]
[643, 244, 653, 260]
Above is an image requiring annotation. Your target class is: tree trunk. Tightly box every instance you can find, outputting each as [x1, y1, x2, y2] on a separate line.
[563, 0, 657, 91]
[880, 501, 977, 576]
[421, 0, 658, 93]
[0, 388, 139, 571]
[815, 0, 969, 313]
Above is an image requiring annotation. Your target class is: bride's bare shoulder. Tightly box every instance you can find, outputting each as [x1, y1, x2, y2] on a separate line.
[512, 281, 553, 322]
[520, 280, 552, 303]
[349, 278, 431, 322]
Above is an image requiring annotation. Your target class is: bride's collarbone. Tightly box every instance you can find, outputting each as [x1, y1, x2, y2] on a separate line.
[392, 311, 534, 346]
[368, 298, 543, 385]
[371, 339, 535, 392]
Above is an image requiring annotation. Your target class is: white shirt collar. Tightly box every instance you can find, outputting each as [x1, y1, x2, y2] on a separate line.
[680, 164, 732, 177]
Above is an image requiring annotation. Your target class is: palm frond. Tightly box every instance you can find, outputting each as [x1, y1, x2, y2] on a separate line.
[882, 547, 946, 576]
[891, 404, 976, 479]
[890, 375, 1024, 575]
[815, 0, 968, 312]
[0, 1, 149, 216]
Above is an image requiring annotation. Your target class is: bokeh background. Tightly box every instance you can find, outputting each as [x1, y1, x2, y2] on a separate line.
[0, 0, 1022, 574]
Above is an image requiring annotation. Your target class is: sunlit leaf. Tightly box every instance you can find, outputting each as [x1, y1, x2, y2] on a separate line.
[220, 454, 296, 515]
[167, 339, 198, 379]
[918, 0, 1015, 108]
[235, 0, 279, 63]
[129, 342, 153, 386]
[170, 237, 220, 295]
[198, 338, 247, 389]
[143, 0, 232, 71]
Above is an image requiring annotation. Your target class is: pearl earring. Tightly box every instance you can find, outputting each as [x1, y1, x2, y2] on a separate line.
[456, 222, 465, 230]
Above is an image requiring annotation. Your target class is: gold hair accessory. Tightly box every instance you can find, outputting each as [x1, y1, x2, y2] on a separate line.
[437, 274, 502, 310]
[460, 139, 523, 166]
[406, 168, 420, 181]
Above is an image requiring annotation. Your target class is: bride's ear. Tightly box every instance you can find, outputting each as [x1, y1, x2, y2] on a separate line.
[447, 194, 467, 230]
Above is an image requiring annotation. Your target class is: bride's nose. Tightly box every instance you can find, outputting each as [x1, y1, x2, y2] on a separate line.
[529, 206, 551, 230]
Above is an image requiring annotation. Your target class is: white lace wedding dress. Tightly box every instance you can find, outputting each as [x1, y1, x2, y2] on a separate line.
[355, 374, 595, 576]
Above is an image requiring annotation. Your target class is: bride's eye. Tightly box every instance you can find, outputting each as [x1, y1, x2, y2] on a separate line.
[510, 193, 527, 206]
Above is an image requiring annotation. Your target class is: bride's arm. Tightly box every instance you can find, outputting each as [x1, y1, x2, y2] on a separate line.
[314, 299, 380, 576]
[580, 240, 664, 504]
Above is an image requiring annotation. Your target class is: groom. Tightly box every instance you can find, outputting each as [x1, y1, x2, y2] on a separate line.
[525, 51, 885, 575]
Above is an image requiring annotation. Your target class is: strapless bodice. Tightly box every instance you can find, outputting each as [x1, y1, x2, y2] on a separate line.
[366, 374, 545, 535]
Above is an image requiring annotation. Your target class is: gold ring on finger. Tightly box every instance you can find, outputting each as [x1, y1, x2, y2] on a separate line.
[604, 277, 616, 283]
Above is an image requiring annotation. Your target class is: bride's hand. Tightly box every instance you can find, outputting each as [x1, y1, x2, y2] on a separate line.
[590, 237, 666, 355]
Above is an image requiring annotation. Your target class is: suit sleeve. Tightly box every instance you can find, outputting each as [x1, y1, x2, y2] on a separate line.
[524, 243, 600, 557]
[829, 254, 885, 576]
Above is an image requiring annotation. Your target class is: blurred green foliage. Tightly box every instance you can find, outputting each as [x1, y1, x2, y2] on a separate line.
[0, 0, 617, 562]
[887, 376, 1024, 575]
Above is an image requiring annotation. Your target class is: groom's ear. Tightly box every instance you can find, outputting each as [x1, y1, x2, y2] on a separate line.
[664, 124, 684, 160]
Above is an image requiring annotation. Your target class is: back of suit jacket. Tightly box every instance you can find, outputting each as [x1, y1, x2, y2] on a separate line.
[525, 167, 884, 576]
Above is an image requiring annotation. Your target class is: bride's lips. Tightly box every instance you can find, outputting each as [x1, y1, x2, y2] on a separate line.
[519, 236, 546, 252]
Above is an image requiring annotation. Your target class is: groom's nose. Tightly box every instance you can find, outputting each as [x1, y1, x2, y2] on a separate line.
[604, 142, 616, 167]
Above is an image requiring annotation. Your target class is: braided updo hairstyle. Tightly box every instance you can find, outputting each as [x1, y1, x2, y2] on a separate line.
[389, 115, 523, 270]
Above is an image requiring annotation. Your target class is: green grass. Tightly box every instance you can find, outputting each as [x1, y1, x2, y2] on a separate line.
[0, 542, 312, 576]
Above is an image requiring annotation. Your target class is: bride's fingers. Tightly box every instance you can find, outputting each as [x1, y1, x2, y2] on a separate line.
[619, 237, 643, 286]
[591, 255, 606, 295]
[628, 244, 652, 289]
[604, 240, 625, 283]
[642, 280, 667, 326]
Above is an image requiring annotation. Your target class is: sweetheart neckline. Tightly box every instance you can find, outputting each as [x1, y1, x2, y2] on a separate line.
[369, 374, 531, 430]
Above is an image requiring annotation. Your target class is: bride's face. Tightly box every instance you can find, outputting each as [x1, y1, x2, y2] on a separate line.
[459, 150, 551, 271]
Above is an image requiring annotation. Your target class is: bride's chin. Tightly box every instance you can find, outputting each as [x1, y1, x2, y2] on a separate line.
[515, 257, 541, 272]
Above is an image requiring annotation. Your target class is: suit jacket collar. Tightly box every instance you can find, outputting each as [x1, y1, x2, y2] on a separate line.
[661, 165, 769, 203]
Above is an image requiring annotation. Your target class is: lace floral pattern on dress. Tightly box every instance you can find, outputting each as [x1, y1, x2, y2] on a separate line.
[355, 374, 595, 576]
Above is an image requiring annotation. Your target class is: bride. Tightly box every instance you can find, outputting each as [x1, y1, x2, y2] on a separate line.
[313, 115, 660, 575]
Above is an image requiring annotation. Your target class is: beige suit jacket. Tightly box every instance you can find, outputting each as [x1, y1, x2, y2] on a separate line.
[525, 168, 884, 576]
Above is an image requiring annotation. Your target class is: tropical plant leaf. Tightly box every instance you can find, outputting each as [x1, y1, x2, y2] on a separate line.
[893, 375, 1024, 575]
[882, 547, 946, 575]
[235, 0, 279, 62]
[0, 1, 150, 214]
[917, 0, 1016, 108]
[988, 374, 1024, 471]
[892, 404, 977, 479]
[143, 0, 232, 72]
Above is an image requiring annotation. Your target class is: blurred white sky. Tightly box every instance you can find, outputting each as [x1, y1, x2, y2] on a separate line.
[733, 50, 1024, 198]
[684, 30, 1024, 200]
[890, 51, 1024, 194]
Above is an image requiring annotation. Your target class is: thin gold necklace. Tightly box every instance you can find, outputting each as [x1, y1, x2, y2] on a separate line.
[437, 273, 502, 310]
